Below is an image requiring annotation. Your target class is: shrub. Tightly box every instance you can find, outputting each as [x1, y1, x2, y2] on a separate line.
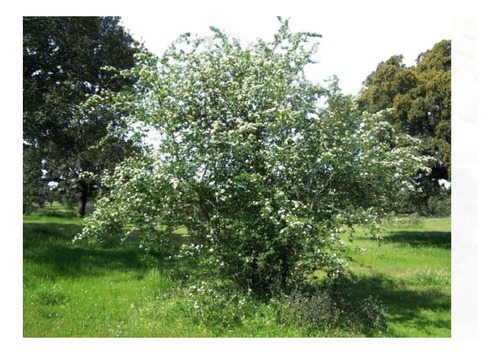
[426, 189, 451, 217]
[279, 287, 387, 336]
[76, 18, 428, 298]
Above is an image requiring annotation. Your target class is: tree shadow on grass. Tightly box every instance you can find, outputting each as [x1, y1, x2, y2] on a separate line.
[23, 222, 145, 279]
[343, 273, 451, 337]
[382, 231, 451, 249]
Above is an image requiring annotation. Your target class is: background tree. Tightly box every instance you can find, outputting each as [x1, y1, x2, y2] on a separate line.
[77, 19, 428, 298]
[23, 16, 141, 216]
[357, 40, 451, 215]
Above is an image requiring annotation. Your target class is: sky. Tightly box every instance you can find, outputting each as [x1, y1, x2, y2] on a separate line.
[119, 10, 452, 96]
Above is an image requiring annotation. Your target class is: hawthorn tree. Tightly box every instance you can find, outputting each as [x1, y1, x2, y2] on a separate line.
[77, 19, 428, 297]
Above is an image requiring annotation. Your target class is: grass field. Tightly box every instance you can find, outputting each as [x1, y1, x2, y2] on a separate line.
[23, 203, 450, 337]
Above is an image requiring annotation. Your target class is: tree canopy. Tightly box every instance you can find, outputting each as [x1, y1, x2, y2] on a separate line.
[357, 40, 451, 215]
[23, 16, 142, 215]
[76, 19, 428, 297]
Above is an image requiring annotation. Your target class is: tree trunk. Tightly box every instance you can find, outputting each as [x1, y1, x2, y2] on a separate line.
[78, 192, 88, 218]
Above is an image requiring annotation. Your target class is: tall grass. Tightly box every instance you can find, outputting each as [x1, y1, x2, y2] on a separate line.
[23, 203, 450, 337]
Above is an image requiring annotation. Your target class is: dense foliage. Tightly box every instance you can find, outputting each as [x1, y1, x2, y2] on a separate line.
[23, 17, 141, 215]
[357, 40, 451, 215]
[77, 19, 429, 298]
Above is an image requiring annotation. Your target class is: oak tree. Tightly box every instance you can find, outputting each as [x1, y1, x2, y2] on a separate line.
[357, 40, 451, 214]
[23, 16, 141, 215]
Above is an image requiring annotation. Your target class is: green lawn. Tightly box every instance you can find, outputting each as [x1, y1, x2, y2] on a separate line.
[343, 217, 451, 337]
[23, 204, 450, 337]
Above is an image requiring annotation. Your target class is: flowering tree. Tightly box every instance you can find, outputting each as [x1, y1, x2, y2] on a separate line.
[77, 19, 428, 297]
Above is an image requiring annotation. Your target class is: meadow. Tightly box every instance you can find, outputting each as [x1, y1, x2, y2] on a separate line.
[23, 203, 450, 337]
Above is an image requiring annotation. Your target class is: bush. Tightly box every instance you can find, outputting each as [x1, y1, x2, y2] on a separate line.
[77, 18, 427, 299]
[278, 286, 387, 336]
[177, 278, 387, 336]
[426, 189, 451, 217]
